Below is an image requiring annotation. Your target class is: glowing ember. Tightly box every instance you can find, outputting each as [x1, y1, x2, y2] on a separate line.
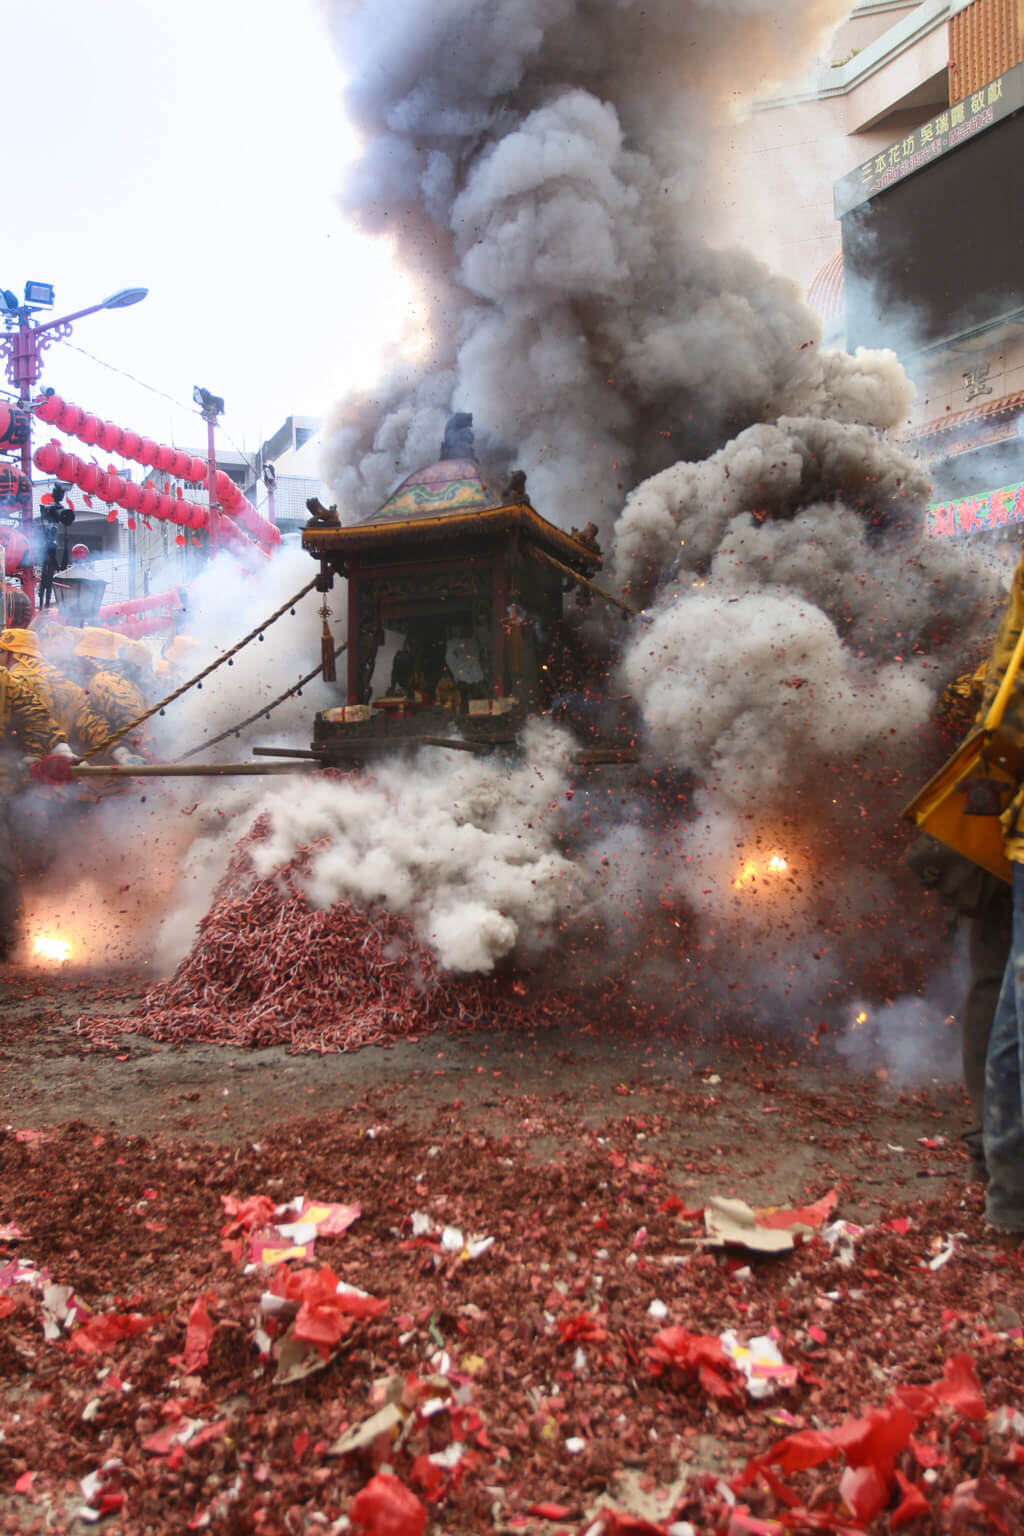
[733, 853, 791, 890]
[33, 936, 71, 964]
[855, 1009, 868, 1026]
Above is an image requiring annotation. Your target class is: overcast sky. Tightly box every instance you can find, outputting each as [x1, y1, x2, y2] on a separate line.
[5, 0, 413, 468]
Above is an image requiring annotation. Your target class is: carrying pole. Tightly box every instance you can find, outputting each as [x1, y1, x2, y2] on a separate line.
[71, 761, 322, 779]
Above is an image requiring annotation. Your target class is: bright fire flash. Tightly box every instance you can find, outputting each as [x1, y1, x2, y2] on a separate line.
[734, 854, 789, 890]
[33, 936, 71, 964]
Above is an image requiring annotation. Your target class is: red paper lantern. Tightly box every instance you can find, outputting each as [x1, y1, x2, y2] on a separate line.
[99, 421, 122, 452]
[189, 456, 208, 483]
[172, 451, 191, 479]
[119, 481, 143, 512]
[103, 474, 126, 503]
[33, 393, 62, 425]
[59, 401, 83, 434]
[0, 528, 30, 569]
[34, 442, 61, 475]
[121, 430, 141, 460]
[0, 403, 29, 449]
[59, 452, 84, 483]
[156, 493, 176, 520]
[138, 438, 158, 467]
[155, 443, 175, 472]
[214, 469, 232, 501]
[94, 472, 110, 500]
[79, 463, 101, 494]
[71, 543, 89, 560]
[138, 486, 159, 517]
[79, 413, 101, 447]
[0, 466, 30, 502]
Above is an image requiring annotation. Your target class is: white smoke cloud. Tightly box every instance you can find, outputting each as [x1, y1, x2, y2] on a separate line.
[22, 547, 348, 972]
[149, 545, 343, 762]
[621, 589, 934, 800]
[155, 719, 586, 974]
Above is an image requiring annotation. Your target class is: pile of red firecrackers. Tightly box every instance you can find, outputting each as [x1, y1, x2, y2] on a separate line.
[1, 1103, 1023, 1535]
[77, 817, 578, 1054]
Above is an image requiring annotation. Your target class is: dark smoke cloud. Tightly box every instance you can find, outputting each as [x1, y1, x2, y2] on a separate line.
[321, 0, 871, 533]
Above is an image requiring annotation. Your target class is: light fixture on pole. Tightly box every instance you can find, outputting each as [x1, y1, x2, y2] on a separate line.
[193, 387, 225, 557]
[0, 282, 148, 608]
[262, 460, 277, 526]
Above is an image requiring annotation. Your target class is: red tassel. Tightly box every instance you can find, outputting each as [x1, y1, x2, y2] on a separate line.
[321, 616, 336, 683]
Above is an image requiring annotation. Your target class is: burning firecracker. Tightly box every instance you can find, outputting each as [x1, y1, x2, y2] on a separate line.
[78, 817, 577, 1054]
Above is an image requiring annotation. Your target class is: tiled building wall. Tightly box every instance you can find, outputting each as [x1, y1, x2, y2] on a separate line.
[908, 331, 1024, 426]
[949, 0, 1023, 100]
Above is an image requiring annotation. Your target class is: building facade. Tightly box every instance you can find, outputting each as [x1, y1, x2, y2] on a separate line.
[715, 0, 1024, 531]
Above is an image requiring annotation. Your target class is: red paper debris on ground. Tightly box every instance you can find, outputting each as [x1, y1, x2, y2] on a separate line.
[4, 988, 1024, 1534]
[220, 1192, 278, 1235]
[558, 1310, 609, 1345]
[754, 1188, 838, 1230]
[181, 1292, 215, 1373]
[268, 1263, 389, 1352]
[67, 1309, 158, 1353]
[349, 1471, 426, 1535]
[737, 1354, 989, 1521]
[890, 1469, 931, 1527]
[648, 1325, 745, 1405]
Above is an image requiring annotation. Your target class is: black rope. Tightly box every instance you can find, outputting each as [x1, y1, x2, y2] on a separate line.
[77, 576, 320, 761]
[175, 641, 347, 762]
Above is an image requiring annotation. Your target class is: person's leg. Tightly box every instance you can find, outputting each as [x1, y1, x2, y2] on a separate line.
[0, 803, 20, 960]
[964, 888, 1014, 1177]
[984, 862, 1024, 1231]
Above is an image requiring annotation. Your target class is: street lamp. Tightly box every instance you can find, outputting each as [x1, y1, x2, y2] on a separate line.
[193, 386, 224, 557]
[0, 282, 148, 607]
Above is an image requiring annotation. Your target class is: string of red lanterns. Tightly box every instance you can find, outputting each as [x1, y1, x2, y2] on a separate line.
[31, 440, 262, 558]
[33, 392, 207, 481]
[31, 392, 280, 553]
[97, 590, 188, 631]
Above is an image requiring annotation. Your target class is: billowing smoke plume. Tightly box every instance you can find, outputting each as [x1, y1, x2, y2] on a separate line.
[163, 719, 585, 975]
[322, 0, 908, 535]
[298, 0, 1014, 1043]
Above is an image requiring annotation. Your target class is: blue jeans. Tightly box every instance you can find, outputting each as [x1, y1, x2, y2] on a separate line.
[984, 861, 1024, 1228]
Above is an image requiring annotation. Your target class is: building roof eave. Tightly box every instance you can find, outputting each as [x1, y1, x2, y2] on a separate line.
[901, 389, 1024, 444]
[302, 502, 604, 575]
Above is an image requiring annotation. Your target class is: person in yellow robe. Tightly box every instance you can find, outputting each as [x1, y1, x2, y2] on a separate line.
[0, 661, 76, 955]
[72, 628, 149, 767]
[0, 627, 105, 755]
[972, 551, 1024, 1242]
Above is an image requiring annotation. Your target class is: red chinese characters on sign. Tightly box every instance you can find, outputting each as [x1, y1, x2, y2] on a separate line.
[927, 480, 1024, 538]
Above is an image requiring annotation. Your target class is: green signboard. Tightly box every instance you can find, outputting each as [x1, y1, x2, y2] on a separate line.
[928, 479, 1024, 537]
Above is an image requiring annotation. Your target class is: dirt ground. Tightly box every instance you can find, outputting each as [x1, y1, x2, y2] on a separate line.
[4, 963, 1023, 1535]
[0, 968, 974, 1222]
